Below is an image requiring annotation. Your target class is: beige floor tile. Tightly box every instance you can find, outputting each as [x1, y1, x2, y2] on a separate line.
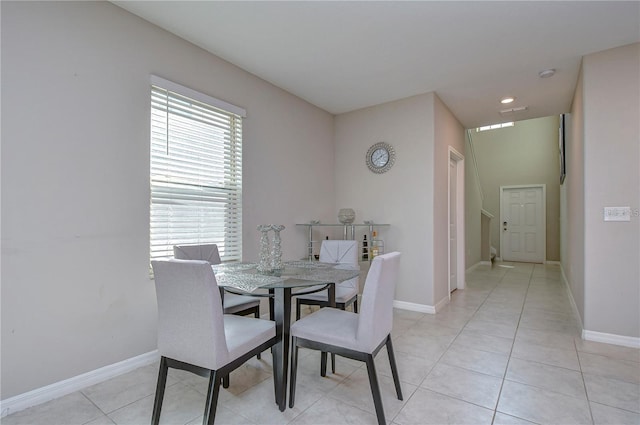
[439, 343, 509, 378]
[497, 380, 592, 424]
[327, 368, 416, 420]
[404, 320, 461, 339]
[478, 301, 524, 316]
[473, 306, 522, 323]
[185, 405, 256, 425]
[0, 392, 104, 425]
[107, 382, 202, 425]
[464, 317, 518, 339]
[375, 347, 436, 386]
[291, 349, 359, 393]
[514, 326, 579, 351]
[491, 411, 537, 424]
[420, 363, 502, 409]
[81, 363, 168, 414]
[451, 329, 514, 356]
[590, 401, 640, 425]
[84, 414, 117, 425]
[575, 339, 640, 363]
[511, 339, 580, 370]
[392, 333, 451, 363]
[505, 357, 587, 399]
[583, 373, 640, 413]
[578, 351, 640, 384]
[288, 396, 379, 425]
[393, 388, 494, 425]
[225, 378, 321, 425]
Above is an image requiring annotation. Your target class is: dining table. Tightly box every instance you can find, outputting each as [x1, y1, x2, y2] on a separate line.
[212, 260, 360, 412]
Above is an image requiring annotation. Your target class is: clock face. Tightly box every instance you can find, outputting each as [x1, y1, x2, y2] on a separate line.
[366, 142, 395, 173]
[371, 148, 389, 167]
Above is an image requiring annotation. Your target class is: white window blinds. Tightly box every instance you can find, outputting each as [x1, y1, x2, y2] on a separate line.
[150, 76, 243, 262]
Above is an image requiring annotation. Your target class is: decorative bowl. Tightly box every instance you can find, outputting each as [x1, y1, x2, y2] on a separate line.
[338, 208, 356, 224]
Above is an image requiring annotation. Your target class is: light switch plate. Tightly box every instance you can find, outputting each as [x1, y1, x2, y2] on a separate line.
[603, 206, 631, 222]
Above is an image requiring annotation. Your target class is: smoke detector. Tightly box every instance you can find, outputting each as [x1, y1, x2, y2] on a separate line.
[500, 106, 528, 115]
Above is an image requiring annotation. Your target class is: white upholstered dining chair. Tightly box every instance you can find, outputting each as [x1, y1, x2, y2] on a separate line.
[295, 239, 360, 373]
[288, 252, 402, 425]
[151, 259, 279, 425]
[295, 239, 359, 320]
[173, 244, 262, 318]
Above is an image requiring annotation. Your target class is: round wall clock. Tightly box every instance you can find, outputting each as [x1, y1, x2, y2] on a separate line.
[366, 142, 395, 174]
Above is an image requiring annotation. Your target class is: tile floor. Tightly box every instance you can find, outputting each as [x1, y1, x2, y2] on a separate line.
[3, 262, 639, 424]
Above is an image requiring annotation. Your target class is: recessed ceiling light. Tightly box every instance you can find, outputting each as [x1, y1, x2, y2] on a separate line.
[538, 69, 556, 78]
[500, 96, 515, 104]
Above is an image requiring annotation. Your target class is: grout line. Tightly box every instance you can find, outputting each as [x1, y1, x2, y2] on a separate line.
[576, 337, 597, 425]
[490, 263, 534, 424]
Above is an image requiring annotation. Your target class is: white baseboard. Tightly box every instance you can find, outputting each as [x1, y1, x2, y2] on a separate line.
[583, 330, 640, 349]
[394, 300, 435, 314]
[434, 296, 450, 313]
[466, 261, 490, 273]
[0, 350, 159, 418]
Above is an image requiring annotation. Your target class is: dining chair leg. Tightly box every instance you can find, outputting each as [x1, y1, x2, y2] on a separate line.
[268, 291, 275, 321]
[222, 374, 229, 388]
[289, 338, 299, 408]
[353, 299, 358, 313]
[151, 356, 169, 425]
[203, 369, 221, 425]
[365, 354, 386, 425]
[271, 345, 280, 404]
[295, 299, 301, 321]
[254, 308, 262, 360]
[386, 335, 403, 400]
[320, 351, 327, 377]
[331, 353, 336, 374]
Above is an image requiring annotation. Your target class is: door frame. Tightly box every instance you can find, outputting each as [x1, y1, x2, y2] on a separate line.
[448, 147, 465, 295]
[499, 184, 546, 263]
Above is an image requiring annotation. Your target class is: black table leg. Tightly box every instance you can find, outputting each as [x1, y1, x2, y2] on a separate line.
[273, 287, 292, 411]
[273, 282, 335, 411]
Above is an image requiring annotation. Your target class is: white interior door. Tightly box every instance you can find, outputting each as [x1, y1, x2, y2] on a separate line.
[449, 159, 457, 292]
[501, 185, 545, 263]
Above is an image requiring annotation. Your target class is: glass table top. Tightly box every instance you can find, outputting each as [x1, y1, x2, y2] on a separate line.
[213, 260, 360, 293]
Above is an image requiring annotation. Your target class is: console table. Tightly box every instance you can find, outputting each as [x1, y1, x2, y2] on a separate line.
[296, 223, 389, 262]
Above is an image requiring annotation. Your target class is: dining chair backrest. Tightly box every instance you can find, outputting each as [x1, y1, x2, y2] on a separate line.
[151, 259, 229, 370]
[173, 244, 221, 265]
[319, 240, 358, 265]
[356, 252, 401, 352]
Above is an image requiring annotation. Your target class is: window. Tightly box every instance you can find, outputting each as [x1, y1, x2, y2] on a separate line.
[476, 122, 514, 132]
[150, 76, 244, 263]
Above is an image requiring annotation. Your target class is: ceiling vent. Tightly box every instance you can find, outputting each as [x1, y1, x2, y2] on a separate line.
[500, 106, 528, 115]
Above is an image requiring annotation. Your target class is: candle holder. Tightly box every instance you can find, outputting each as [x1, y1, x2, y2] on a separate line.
[257, 224, 273, 273]
[270, 225, 285, 271]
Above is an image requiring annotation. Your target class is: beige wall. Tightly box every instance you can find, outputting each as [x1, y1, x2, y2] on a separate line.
[465, 133, 484, 268]
[1, 1, 335, 398]
[563, 69, 586, 323]
[334, 93, 436, 306]
[334, 93, 464, 309]
[581, 43, 640, 339]
[433, 96, 466, 304]
[471, 116, 561, 261]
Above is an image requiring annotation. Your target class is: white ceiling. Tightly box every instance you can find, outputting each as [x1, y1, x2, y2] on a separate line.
[113, 1, 639, 128]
